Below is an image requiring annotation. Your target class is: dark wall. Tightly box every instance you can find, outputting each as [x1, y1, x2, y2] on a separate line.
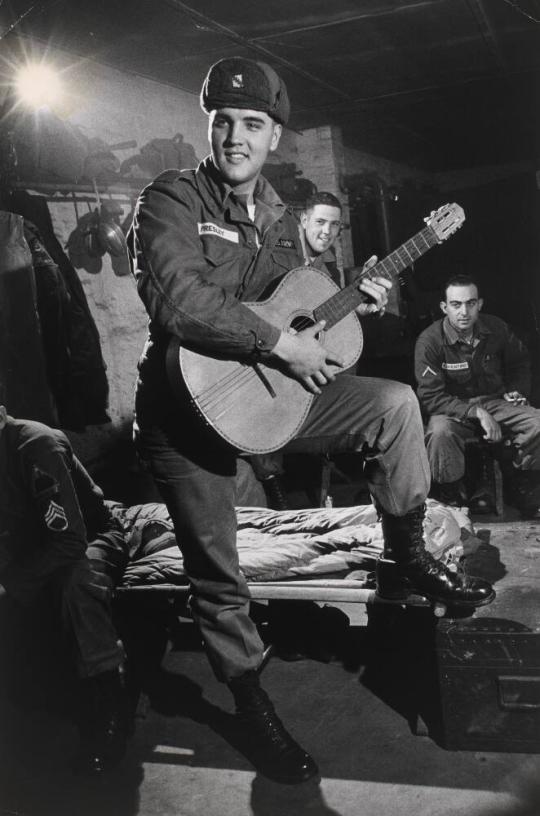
[350, 172, 540, 402]
[408, 174, 539, 339]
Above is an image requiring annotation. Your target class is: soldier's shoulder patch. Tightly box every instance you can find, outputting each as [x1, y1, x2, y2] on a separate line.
[275, 238, 296, 250]
[421, 365, 438, 377]
[32, 466, 58, 498]
[44, 499, 68, 532]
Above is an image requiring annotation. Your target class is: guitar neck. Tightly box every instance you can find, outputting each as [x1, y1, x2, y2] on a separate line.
[313, 223, 439, 329]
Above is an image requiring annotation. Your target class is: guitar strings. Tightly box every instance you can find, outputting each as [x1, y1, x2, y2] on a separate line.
[198, 365, 255, 405]
[197, 305, 328, 411]
[198, 366, 263, 413]
[195, 269, 385, 412]
[195, 228, 436, 411]
[197, 309, 339, 414]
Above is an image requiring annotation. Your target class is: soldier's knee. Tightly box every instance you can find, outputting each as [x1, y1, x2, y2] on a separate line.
[393, 383, 423, 425]
[380, 381, 417, 413]
[58, 561, 110, 607]
[426, 415, 455, 443]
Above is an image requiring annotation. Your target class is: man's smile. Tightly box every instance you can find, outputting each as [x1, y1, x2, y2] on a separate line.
[224, 151, 248, 162]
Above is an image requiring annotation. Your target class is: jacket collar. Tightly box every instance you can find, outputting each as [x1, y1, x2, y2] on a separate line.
[195, 156, 286, 224]
[442, 314, 491, 345]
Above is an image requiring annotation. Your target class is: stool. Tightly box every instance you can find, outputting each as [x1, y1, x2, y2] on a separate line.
[319, 454, 333, 508]
[317, 454, 357, 508]
[464, 438, 504, 516]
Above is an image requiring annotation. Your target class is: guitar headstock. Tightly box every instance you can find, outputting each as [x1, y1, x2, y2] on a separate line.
[424, 203, 465, 243]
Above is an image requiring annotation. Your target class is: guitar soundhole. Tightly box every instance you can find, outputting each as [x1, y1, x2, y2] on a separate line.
[290, 314, 316, 334]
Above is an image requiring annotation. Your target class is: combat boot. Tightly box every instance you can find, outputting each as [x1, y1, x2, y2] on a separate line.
[376, 505, 495, 607]
[76, 667, 131, 774]
[228, 670, 318, 784]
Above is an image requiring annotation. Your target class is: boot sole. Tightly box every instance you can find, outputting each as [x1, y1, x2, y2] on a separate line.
[254, 760, 320, 785]
[375, 587, 496, 609]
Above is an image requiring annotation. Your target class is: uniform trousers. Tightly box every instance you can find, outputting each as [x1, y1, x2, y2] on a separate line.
[425, 398, 540, 484]
[136, 374, 430, 682]
[0, 554, 123, 684]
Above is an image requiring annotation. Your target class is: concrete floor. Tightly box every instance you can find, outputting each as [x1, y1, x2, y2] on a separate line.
[2, 639, 540, 816]
[1, 510, 540, 816]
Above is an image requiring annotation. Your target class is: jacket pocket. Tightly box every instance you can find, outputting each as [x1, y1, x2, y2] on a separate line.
[201, 234, 241, 268]
[271, 248, 299, 275]
[443, 362, 472, 387]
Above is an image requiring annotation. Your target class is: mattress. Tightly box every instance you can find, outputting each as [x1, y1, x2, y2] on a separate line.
[102, 499, 479, 588]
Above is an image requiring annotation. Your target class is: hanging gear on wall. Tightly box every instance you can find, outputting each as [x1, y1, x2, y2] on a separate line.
[97, 200, 128, 259]
[119, 133, 199, 179]
[67, 183, 129, 273]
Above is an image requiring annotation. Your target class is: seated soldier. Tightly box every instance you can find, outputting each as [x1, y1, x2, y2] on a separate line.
[298, 191, 344, 285]
[0, 382, 131, 773]
[414, 273, 540, 515]
[251, 191, 370, 509]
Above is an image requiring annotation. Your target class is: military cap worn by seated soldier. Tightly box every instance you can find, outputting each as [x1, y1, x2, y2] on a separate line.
[128, 56, 494, 785]
[0, 385, 131, 774]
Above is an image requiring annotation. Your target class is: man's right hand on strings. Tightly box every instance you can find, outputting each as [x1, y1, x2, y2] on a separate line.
[271, 320, 344, 394]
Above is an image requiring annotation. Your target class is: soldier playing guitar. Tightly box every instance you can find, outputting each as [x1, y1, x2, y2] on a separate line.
[127, 56, 494, 786]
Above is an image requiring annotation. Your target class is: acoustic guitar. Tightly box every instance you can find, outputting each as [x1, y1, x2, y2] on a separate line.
[167, 203, 465, 454]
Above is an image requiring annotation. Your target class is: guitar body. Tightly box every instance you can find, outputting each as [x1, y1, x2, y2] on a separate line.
[168, 267, 363, 454]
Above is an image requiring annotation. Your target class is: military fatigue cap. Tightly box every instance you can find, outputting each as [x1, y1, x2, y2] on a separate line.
[200, 56, 290, 125]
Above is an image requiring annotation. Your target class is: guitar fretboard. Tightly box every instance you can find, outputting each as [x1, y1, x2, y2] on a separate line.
[313, 223, 438, 329]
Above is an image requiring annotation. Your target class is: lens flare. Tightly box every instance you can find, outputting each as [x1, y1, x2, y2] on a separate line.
[15, 63, 63, 109]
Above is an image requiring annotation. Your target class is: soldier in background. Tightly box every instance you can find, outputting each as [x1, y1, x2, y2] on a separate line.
[252, 191, 352, 508]
[0, 381, 130, 774]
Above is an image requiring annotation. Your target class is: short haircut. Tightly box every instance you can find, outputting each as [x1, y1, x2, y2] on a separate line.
[303, 191, 342, 213]
[443, 273, 480, 300]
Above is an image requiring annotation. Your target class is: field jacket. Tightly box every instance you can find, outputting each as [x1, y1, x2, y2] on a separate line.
[414, 314, 531, 420]
[0, 417, 111, 604]
[127, 156, 304, 422]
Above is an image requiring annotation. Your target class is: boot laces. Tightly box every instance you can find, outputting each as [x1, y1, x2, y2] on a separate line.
[238, 689, 296, 750]
[407, 548, 455, 578]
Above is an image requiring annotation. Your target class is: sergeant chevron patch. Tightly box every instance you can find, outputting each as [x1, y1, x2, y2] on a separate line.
[44, 499, 68, 531]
